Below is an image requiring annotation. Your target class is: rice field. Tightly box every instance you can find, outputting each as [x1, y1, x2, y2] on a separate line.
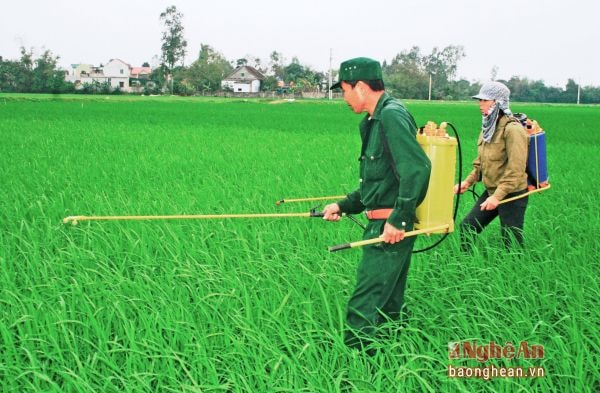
[1, 94, 598, 392]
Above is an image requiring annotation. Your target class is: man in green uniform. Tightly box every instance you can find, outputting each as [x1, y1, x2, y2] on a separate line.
[323, 57, 431, 351]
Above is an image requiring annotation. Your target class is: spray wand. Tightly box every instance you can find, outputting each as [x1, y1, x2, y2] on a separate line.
[62, 207, 327, 226]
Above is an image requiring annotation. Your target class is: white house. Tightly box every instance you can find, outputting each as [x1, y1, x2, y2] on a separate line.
[103, 59, 131, 91]
[221, 66, 265, 93]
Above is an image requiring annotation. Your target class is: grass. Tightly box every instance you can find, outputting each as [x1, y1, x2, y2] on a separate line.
[0, 94, 598, 392]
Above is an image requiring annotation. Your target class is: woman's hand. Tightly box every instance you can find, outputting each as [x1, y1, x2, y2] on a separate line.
[454, 180, 471, 194]
[480, 195, 500, 211]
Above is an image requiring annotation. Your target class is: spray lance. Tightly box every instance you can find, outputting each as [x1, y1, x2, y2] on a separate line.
[276, 195, 345, 206]
[62, 208, 329, 226]
[62, 203, 371, 250]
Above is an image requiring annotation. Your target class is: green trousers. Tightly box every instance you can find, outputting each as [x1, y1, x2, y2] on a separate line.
[344, 220, 416, 350]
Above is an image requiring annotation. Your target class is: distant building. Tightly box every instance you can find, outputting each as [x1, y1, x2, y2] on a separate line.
[103, 59, 131, 90]
[221, 66, 265, 93]
[130, 66, 152, 79]
[129, 66, 154, 90]
[65, 59, 152, 93]
[71, 64, 103, 78]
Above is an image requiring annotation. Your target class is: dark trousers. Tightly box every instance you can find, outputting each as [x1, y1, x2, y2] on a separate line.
[460, 189, 528, 251]
[344, 220, 415, 350]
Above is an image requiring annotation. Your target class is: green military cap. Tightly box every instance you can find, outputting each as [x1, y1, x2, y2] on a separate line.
[331, 57, 383, 89]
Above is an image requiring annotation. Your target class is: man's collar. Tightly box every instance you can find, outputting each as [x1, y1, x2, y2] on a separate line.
[369, 92, 390, 120]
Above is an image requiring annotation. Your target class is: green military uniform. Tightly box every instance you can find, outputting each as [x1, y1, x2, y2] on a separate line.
[337, 92, 431, 349]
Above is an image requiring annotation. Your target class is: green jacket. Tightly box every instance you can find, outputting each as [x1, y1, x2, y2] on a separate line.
[465, 115, 528, 200]
[337, 93, 431, 230]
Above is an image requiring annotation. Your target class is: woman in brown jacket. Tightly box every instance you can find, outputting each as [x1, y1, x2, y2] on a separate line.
[455, 81, 529, 251]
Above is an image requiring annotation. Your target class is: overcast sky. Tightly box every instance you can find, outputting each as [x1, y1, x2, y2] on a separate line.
[1, 0, 598, 87]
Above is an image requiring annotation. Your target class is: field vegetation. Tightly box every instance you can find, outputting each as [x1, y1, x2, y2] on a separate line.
[1, 94, 598, 392]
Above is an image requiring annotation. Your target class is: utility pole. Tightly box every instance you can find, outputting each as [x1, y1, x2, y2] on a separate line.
[328, 48, 333, 100]
[577, 82, 581, 105]
[428, 73, 434, 101]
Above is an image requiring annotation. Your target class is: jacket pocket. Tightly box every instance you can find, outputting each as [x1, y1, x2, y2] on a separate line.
[362, 151, 388, 181]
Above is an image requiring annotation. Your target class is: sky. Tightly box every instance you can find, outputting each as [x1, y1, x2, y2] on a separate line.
[1, 0, 598, 87]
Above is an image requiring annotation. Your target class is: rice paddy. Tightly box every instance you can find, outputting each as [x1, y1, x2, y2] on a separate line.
[1, 94, 598, 392]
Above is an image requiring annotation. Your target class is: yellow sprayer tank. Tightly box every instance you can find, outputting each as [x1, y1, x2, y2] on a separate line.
[415, 126, 457, 233]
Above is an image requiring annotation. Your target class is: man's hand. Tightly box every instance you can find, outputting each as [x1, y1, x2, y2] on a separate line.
[454, 180, 471, 194]
[480, 195, 500, 211]
[322, 203, 342, 221]
[382, 222, 405, 244]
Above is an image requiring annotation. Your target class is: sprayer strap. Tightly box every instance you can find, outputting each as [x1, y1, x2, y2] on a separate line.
[379, 124, 401, 183]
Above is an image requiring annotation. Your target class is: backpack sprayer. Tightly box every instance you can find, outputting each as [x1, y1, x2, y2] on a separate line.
[517, 113, 550, 191]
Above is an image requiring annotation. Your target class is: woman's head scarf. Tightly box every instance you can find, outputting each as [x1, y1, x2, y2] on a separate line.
[473, 81, 512, 143]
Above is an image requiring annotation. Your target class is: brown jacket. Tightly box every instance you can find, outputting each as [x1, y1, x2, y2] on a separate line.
[466, 115, 528, 200]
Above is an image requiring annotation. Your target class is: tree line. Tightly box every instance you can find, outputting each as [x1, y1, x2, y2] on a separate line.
[3, 43, 597, 103]
[0, 48, 73, 94]
[379, 45, 600, 103]
[1, 5, 599, 104]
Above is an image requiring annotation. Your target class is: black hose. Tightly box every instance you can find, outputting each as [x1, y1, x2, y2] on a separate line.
[346, 214, 366, 230]
[468, 186, 481, 201]
[413, 122, 462, 254]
